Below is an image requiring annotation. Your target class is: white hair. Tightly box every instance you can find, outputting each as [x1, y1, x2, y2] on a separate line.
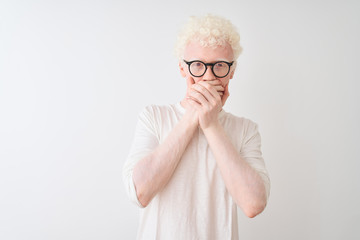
[174, 14, 242, 60]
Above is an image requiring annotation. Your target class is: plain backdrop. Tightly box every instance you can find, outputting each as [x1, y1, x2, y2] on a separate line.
[1, 0, 359, 239]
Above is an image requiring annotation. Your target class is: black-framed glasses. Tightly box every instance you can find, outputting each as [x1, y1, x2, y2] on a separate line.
[183, 60, 234, 78]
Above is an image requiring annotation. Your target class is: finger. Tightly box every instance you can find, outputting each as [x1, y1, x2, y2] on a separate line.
[186, 76, 195, 86]
[191, 83, 215, 104]
[184, 76, 196, 99]
[186, 95, 201, 105]
[206, 79, 222, 86]
[213, 85, 225, 92]
[206, 80, 224, 95]
[221, 84, 230, 106]
[186, 97, 202, 110]
[197, 81, 221, 101]
[189, 87, 209, 106]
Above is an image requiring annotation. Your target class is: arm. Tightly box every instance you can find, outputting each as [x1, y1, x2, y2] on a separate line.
[202, 123, 268, 218]
[187, 81, 268, 218]
[132, 108, 198, 207]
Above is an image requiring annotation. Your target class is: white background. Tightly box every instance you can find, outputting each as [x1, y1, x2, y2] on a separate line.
[1, 0, 359, 239]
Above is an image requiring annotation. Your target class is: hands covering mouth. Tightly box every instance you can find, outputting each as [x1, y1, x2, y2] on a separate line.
[186, 79, 229, 107]
[182, 78, 230, 130]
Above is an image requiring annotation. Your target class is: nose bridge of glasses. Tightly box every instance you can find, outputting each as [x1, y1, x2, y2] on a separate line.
[204, 62, 215, 71]
[203, 63, 216, 78]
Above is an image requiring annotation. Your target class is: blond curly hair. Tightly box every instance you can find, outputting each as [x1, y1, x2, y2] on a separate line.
[174, 14, 242, 60]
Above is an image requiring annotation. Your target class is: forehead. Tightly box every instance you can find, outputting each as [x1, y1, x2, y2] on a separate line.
[183, 40, 234, 62]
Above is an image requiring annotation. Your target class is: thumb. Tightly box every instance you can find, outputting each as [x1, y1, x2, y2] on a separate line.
[185, 76, 195, 97]
[186, 76, 195, 87]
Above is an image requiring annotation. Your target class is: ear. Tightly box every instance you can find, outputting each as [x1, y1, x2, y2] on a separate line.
[229, 69, 235, 79]
[229, 62, 237, 79]
[179, 61, 186, 78]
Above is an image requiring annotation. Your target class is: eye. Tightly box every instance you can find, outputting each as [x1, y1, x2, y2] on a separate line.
[215, 62, 227, 69]
[193, 62, 202, 67]
[191, 61, 205, 70]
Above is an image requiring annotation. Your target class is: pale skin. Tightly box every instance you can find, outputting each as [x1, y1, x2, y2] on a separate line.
[132, 41, 267, 218]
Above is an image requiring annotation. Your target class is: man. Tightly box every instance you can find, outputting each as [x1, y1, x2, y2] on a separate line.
[123, 14, 270, 239]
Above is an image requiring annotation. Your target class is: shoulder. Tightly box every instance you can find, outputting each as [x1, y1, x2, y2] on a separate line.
[140, 104, 175, 115]
[223, 112, 259, 132]
[223, 112, 262, 149]
[138, 104, 178, 121]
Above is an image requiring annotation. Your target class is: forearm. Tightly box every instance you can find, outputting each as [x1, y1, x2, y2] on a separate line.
[203, 123, 267, 218]
[133, 111, 198, 207]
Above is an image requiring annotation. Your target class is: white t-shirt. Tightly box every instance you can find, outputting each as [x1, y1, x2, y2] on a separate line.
[123, 102, 270, 240]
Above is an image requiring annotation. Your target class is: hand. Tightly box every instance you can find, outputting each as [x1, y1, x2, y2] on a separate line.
[187, 80, 224, 130]
[221, 84, 230, 107]
[181, 76, 199, 126]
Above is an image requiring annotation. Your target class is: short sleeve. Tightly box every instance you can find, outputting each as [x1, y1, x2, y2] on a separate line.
[240, 121, 271, 200]
[122, 106, 160, 207]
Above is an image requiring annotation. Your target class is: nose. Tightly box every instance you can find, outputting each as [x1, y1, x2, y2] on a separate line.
[202, 65, 216, 81]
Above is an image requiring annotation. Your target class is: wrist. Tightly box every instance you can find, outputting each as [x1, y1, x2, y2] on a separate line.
[183, 110, 199, 127]
[202, 120, 222, 133]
